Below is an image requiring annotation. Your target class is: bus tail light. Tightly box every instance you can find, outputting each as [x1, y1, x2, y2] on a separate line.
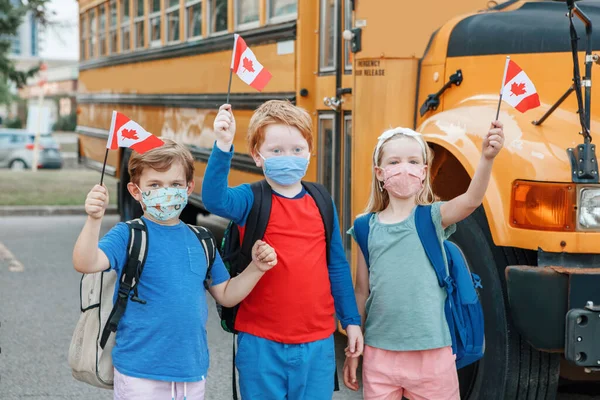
[510, 181, 576, 231]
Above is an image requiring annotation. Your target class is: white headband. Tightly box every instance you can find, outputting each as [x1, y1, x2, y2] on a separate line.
[374, 127, 427, 166]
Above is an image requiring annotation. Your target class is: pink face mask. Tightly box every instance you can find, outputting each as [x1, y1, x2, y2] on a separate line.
[380, 163, 426, 199]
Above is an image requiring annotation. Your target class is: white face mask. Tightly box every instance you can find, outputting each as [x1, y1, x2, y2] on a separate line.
[136, 185, 188, 221]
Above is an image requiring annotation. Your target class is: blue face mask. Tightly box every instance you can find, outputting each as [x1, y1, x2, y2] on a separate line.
[259, 153, 310, 186]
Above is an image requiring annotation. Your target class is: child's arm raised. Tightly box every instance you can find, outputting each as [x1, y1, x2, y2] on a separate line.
[73, 185, 111, 274]
[209, 240, 277, 307]
[202, 104, 253, 224]
[440, 121, 504, 228]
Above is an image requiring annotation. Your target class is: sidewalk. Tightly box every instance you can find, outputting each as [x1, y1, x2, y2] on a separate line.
[0, 204, 118, 217]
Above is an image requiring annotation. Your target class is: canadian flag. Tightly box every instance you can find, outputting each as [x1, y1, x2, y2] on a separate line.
[107, 111, 164, 154]
[231, 34, 272, 91]
[501, 60, 540, 113]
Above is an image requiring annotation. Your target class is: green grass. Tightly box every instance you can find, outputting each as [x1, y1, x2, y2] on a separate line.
[0, 170, 118, 206]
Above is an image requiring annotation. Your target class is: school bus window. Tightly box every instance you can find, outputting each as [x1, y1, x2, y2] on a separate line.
[149, 0, 161, 47]
[208, 0, 228, 35]
[319, 0, 337, 72]
[89, 8, 97, 58]
[186, 0, 202, 40]
[80, 14, 86, 60]
[267, 0, 296, 22]
[121, 0, 132, 51]
[99, 4, 107, 56]
[318, 113, 341, 211]
[166, 0, 181, 43]
[235, 0, 259, 30]
[109, 0, 118, 54]
[344, 0, 351, 71]
[134, 0, 145, 49]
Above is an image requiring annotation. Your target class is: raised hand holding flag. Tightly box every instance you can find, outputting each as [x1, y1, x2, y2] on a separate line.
[99, 111, 164, 185]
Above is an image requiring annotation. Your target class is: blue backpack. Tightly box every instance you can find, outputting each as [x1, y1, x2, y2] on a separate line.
[353, 205, 485, 369]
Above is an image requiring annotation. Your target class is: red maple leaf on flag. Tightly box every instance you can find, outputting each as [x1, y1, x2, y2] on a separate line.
[242, 57, 255, 73]
[510, 82, 527, 96]
[121, 129, 139, 140]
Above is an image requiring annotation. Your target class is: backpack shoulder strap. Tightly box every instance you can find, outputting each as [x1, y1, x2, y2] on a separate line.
[100, 218, 148, 348]
[187, 225, 217, 289]
[302, 181, 334, 263]
[353, 213, 373, 269]
[414, 205, 447, 287]
[241, 180, 272, 263]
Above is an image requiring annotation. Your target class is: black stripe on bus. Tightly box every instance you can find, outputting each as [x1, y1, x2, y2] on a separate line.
[77, 92, 296, 110]
[447, 2, 600, 57]
[79, 21, 296, 71]
[76, 126, 262, 175]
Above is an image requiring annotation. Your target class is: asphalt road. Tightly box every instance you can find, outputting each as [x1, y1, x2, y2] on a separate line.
[0, 214, 597, 399]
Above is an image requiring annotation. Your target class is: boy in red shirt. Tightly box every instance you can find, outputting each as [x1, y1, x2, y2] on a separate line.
[202, 101, 362, 399]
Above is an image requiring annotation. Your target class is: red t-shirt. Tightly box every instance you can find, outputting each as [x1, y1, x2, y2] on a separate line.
[235, 192, 336, 344]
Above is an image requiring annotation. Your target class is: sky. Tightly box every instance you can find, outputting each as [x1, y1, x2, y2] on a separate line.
[40, 0, 79, 60]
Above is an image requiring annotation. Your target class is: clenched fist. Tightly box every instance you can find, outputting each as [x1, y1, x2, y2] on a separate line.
[214, 104, 236, 151]
[483, 120, 505, 160]
[251, 240, 277, 272]
[85, 184, 109, 220]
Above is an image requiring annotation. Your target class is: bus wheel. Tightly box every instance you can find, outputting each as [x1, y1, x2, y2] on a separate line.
[451, 206, 560, 400]
[118, 150, 143, 222]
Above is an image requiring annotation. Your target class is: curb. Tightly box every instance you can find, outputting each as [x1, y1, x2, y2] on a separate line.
[0, 205, 119, 217]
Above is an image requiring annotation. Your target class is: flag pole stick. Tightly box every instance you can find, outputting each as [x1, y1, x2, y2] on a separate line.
[99, 148, 109, 186]
[496, 56, 511, 120]
[226, 68, 233, 104]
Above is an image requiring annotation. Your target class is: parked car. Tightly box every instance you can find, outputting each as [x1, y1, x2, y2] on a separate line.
[0, 129, 63, 170]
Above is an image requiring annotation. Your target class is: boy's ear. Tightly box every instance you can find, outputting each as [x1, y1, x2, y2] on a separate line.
[251, 150, 263, 168]
[187, 180, 195, 196]
[127, 182, 143, 204]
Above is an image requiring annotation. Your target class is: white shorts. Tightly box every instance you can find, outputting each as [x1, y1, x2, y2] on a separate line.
[113, 368, 206, 400]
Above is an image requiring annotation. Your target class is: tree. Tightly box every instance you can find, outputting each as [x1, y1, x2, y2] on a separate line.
[0, 0, 53, 105]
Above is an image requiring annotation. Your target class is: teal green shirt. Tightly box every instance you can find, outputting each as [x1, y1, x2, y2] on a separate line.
[349, 203, 456, 351]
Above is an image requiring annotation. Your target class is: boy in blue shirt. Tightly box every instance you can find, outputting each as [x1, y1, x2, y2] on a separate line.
[73, 139, 277, 399]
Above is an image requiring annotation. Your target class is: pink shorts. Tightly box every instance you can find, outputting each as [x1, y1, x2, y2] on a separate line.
[113, 368, 206, 400]
[362, 345, 460, 400]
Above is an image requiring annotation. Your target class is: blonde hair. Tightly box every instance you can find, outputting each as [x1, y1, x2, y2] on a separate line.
[247, 100, 314, 153]
[364, 130, 436, 213]
[128, 138, 195, 185]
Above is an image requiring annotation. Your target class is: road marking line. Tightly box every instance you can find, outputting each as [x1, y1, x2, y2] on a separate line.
[0, 241, 24, 272]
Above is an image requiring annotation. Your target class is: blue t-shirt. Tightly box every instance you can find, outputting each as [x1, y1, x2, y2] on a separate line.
[99, 217, 230, 382]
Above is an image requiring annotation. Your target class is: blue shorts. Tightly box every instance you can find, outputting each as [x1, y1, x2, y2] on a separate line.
[235, 332, 336, 400]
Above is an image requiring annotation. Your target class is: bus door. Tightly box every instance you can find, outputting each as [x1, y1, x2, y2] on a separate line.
[317, 0, 354, 260]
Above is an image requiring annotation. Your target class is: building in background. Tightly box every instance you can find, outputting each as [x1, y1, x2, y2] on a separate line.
[1, 0, 79, 127]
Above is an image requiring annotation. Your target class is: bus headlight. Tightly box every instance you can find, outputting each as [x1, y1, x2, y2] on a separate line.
[578, 187, 600, 230]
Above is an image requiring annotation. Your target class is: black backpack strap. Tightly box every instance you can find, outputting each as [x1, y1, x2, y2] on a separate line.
[100, 218, 148, 349]
[240, 180, 272, 267]
[187, 224, 217, 289]
[302, 181, 335, 263]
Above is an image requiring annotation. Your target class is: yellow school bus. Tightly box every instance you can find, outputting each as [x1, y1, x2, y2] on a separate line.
[77, 0, 600, 397]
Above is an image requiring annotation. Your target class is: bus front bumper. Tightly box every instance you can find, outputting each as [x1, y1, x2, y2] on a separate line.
[506, 251, 600, 368]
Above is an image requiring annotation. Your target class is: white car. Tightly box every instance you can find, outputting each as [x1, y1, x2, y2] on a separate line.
[0, 129, 63, 170]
